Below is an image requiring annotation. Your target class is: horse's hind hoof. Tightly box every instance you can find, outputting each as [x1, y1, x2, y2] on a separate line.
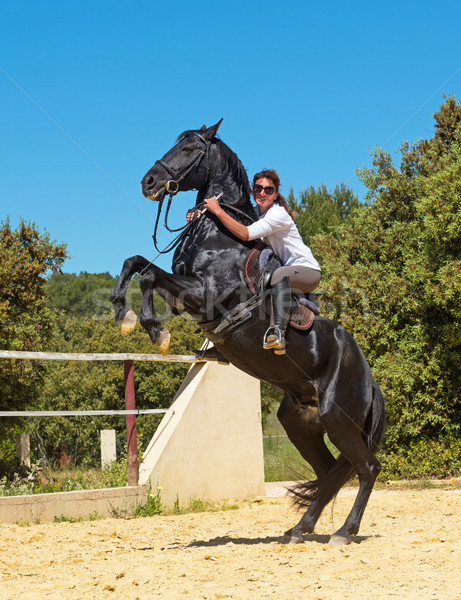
[118, 309, 137, 336]
[328, 534, 351, 546]
[156, 328, 170, 356]
[282, 528, 303, 544]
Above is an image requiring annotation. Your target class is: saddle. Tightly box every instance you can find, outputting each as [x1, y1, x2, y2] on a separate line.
[198, 245, 321, 342]
[244, 244, 320, 331]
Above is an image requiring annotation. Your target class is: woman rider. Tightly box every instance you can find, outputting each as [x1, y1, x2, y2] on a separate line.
[203, 168, 321, 355]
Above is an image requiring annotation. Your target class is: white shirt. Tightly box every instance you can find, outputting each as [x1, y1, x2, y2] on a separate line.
[246, 203, 321, 271]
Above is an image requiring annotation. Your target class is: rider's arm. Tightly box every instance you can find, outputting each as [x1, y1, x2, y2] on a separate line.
[246, 205, 290, 240]
[203, 197, 249, 241]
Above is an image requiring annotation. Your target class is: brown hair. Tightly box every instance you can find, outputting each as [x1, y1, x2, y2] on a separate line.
[252, 168, 297, 220]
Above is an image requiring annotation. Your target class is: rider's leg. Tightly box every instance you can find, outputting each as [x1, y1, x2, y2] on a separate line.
[271, 265, 321, 293]
[263, 266, 322, 354]
[263, 276, 292, 353]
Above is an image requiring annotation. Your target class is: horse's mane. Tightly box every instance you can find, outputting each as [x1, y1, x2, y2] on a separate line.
[214, 138, 252, 201]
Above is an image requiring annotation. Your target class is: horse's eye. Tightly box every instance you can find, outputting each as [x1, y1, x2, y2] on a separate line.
[182, 146, 194, 154]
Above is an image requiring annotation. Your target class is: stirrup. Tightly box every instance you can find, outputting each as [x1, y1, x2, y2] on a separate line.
[192, 347, 230, 365]
[263, 326, 285, 350]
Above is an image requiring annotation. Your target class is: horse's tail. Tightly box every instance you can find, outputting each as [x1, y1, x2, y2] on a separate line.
[365, 379, 386, 453]
[289, 379, 386, 510]
[289, 457, 355, 510]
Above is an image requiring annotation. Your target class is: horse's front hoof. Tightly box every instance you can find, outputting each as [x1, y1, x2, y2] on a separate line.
[328, 534, 351, 546]
[118, 309, 137, 336]
[156, 328, 170, 356]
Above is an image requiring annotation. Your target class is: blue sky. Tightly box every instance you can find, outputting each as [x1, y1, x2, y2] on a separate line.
[1, 1, 461, 276]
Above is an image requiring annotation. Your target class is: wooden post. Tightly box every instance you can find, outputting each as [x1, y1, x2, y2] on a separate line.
[15, 433, 30, 468]
[124, 360, 139, 485]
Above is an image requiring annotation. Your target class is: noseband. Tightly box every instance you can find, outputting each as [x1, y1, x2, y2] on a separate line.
[154, 131, 211, 196]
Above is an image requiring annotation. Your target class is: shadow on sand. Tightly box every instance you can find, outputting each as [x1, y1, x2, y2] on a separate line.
[177, 533, 374, 548]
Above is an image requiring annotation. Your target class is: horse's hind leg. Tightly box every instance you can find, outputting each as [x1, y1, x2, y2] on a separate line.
[286, 427, 381, 545]
[326, 428, 381, 545]
[278, 392, 340, 544]
[284, 379, 383, 545]
[110, 255, 151, 335]
[277, 393, 336, 480]
[284, 449, 354, 542]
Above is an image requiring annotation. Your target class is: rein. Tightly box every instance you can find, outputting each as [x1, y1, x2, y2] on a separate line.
[152, 196, 256, 254]
[152, 197, 205, 254]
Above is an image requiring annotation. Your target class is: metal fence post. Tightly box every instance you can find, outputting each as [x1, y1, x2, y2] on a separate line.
[124, 359, 139, 486]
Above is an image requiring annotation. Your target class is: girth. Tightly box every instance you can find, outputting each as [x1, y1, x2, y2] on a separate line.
[198, 293, 264, 343]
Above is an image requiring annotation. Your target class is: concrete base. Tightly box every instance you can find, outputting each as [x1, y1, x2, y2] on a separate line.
[139, 361, 265, 508]
[0, 486, 147, 524]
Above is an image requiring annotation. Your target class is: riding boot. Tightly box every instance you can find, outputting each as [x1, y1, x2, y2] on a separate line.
[263, 277, 292, 354]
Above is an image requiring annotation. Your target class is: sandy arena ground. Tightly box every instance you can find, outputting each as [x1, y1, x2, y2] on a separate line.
[0, 486, 460, 600]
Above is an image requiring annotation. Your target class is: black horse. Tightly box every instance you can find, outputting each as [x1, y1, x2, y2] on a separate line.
[110, 120, 385, 545]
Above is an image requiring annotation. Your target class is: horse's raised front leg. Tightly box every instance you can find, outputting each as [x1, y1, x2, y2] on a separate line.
[138, 268, 171, 355]
[135, 264, 204, 354]
[109, 255, 151, 335]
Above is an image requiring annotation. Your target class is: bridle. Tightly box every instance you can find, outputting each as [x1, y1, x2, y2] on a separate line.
[151, 131, 255, 254]
[154, 131, 211, 196]
[150, 131, 211, 253]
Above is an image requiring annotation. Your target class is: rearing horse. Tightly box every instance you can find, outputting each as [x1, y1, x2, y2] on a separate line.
[110, 120, 385, 545]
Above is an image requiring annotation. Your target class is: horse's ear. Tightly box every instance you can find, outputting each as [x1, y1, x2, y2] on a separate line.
[203, 118, 223, 140]
[200, 124, 206, 131]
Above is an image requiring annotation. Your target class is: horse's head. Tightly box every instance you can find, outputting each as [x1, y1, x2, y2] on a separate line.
[141, 119, 223, 201]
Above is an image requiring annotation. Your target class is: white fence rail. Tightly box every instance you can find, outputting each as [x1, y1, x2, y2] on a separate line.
[0, 349, 201, 484]
[0, 350, 198, 362]
[0, 409, 171, 417]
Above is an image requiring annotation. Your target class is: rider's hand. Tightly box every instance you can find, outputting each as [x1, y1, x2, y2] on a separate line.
[203, 196, 221, 215]
[186, 208, 202, 222]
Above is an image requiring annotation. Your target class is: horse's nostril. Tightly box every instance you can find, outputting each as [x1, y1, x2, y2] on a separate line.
[145, 176, 154, 186]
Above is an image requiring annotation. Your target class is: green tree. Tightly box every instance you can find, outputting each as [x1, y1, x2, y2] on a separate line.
[287, 182, 362, 245]
[47, 271, 169, 323]
[0, 218, 68, 441]
[313, 95, 461, 477]
[47, 272, 117, 320]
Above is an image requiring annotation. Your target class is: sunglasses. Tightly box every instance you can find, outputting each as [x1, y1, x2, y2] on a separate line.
[253, 184, 275, 195]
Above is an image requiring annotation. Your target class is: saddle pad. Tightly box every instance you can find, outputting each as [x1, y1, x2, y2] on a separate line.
[290, 300, 315, 330]
[244, 244, 268, 293]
